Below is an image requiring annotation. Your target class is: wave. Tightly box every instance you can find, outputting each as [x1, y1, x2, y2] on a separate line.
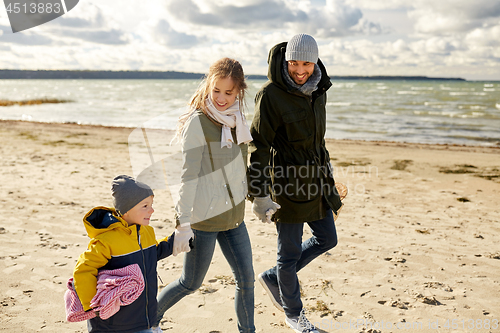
[2, 79, 500, 147]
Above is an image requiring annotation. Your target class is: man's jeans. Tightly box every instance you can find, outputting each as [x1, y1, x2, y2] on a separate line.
[261, 209, 338, 317]
[156, 222, 255, 333]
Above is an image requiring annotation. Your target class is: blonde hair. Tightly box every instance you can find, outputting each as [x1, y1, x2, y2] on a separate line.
[175, 58, 247, 139]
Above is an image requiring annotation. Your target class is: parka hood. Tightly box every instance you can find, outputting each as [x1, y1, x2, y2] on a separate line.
[267, 42, 288, 89]
[83, 206, 130, 238]
[267, 41, 332, 95]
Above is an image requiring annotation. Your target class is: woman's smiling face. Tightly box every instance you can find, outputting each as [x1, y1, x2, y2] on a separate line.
[210, 77, 237, 112]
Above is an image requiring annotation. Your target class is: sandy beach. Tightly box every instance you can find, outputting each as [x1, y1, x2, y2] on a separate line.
[0, 119, 499, 333]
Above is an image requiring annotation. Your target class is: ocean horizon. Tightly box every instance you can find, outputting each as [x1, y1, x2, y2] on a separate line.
[1, 78, 499, 147]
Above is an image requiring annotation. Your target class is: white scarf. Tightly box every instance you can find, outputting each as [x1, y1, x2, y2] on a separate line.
[205, 98, 253, 148]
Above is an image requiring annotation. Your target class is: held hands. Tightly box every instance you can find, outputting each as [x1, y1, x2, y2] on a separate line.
[252, 195, 281, 224]
[173, 224, 194, 256]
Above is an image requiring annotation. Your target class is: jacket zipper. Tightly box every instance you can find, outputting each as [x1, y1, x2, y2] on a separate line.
[310, 94, 324, 217]
[137, 226, 150, 328]
[223, 170, 235, 207]
[206, 140, 236, 209]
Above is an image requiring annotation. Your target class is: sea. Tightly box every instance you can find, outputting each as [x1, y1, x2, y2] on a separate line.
[1, 79, 499, 147]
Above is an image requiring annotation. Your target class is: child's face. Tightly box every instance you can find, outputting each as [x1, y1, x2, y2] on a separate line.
[122, 195, 154, 226]
[210, 77, 237, 112]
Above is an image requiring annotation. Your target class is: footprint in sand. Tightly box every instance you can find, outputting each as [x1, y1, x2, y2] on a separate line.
[3, 262, 26, 274]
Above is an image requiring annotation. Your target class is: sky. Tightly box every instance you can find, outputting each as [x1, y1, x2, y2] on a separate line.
[1, 0, 500, 80]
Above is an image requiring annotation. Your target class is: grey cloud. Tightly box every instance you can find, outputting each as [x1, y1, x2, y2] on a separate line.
[427, 40, 457, 55]
[47, 9, 128, 45]
[461, 2, 500, 20]
[165, 0, 374, 38]
[360, 21, 384, 35]
[0, 25, 53, 45]
[167, 0, 304, 29]
[411, 1, 500, 35]
[299, 2, 364, 37]
[154, 19, 199, 48]
[0, 3, 129, 46]
[53, 14, 104, 28]
[45, 3, 127, 45]
[55, 28, 129, 45]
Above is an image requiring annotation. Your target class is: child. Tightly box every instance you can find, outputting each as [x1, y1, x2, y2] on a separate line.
[155, 58, 255, 333]
[72, 175, 178, 333]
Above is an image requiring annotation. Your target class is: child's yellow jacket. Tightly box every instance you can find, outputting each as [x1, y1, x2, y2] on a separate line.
[73, 206, 173, 332]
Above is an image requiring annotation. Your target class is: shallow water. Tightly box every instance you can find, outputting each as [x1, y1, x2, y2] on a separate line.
[1, 79, 499, 146]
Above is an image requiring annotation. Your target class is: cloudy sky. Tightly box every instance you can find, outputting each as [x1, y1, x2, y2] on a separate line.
[1, 0, 499, 80]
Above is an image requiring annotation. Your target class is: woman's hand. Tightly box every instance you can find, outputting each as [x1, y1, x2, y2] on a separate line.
[173, 225, 194, 256]
[252, 196, 281, 223]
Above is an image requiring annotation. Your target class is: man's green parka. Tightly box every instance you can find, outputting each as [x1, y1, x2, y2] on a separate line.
[248, 41, 342, 223]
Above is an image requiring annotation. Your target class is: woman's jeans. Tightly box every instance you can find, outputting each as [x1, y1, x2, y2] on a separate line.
[156, 222, 255, 333]
[261, 209, 338, 318]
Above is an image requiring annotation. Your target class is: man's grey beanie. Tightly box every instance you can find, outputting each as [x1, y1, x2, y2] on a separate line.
[285, 34, 318, 64]
[112, 175, 153, 215]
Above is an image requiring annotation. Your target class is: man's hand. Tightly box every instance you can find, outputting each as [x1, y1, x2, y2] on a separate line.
[252, 196, 281, 223]
[333, 182, 348, 221]
[173, 225, 194, 256]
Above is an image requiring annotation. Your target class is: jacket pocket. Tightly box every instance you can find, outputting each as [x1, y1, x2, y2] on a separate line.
[282, 109, 312, 142]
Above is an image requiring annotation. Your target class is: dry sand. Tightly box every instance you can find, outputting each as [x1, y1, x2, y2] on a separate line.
[0, 120, 499, 333]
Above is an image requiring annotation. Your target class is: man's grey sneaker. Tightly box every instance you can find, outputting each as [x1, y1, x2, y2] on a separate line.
[152, 326, 163, 333]
[285, 309, 319, 333]
[257, 272, 284, 312]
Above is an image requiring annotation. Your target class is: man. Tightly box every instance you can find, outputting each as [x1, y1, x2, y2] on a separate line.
[248, 34, 343, 333]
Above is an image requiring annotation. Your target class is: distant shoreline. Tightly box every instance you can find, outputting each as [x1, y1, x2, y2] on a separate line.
[0, 69, 469, 81]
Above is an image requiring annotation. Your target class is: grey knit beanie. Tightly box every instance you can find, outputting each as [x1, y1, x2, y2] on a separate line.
[285, 34, 318, 64]
[111, 175, 154, 215]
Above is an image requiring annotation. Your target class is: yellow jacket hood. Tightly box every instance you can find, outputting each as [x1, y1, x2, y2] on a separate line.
[83, 206, 131, 238]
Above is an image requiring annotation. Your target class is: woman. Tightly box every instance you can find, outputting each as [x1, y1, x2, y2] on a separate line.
[155, 58, 255, 333]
